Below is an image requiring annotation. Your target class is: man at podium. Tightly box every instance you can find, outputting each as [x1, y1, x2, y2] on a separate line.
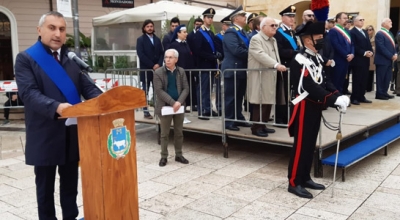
[154, 49, 190, 167]
[14, 11, 102, 220]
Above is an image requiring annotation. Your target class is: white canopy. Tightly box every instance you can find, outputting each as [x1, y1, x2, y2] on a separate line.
[92, 1, 235, 27]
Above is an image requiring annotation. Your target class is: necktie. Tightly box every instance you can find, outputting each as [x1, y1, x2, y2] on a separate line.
[360, 29, 366, 38]
[53, 51, 60, 63]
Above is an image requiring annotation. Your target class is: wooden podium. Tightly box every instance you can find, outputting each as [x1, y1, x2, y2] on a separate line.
[61, 86, 147, 219]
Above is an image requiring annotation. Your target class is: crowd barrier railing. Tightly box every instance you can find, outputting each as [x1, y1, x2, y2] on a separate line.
[0, 81, 24, 110]
[221, 68, 291, 148]
[182, 69, 222, 119]
[99, 67, 296, 153]
[96, 68, 155, 117]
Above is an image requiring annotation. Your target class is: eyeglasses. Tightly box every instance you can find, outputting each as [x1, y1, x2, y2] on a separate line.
[270, 24, 278, 28]
[367, 29, 373, 31]
[306, 14, 315, 17]
[164, 56, 176, 59]
[358, 19, 365, 21]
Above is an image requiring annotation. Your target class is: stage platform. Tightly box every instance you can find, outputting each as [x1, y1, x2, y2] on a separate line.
[136, 92, 400, 150]
[135, 92, 400, 176]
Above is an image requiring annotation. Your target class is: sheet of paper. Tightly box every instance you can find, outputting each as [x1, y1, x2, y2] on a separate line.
[161, 106, 184, 116]
[65, 118, 77, 126]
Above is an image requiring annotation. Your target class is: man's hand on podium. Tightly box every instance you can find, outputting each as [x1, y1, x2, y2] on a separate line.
[57, 103, 72, 115]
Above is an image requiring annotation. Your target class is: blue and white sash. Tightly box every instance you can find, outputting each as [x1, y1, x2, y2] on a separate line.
[26, 41, 81, 104]
[277, 28, 298, 50]
[199, 27, 216, 53]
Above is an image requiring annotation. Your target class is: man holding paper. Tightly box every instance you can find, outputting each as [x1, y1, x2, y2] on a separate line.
[15, 11, 101, 219]
[154, 49, 190, 167]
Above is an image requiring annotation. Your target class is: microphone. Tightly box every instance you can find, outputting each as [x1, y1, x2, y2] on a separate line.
[67, 52, 93, 72]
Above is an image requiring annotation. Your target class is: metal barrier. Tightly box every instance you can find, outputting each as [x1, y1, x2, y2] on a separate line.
[99, 68, 155, 117]
[0, 81, 24, 109]
[220, 68, 292, 155]
[183, 69, 221, 119]
[97, 67, 296, 156]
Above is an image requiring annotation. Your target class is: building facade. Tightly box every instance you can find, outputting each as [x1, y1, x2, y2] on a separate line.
[244, 0, 399, 35]
[0, 0, 236, 80]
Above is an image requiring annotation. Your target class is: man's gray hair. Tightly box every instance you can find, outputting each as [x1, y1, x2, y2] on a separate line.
[260, 17, 274, 29]
[38, 11, 67, 27]
[165, 49, 179, 58]
[381, 17, 390, 26]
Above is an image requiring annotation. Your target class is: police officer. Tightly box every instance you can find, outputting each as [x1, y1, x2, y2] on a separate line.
[288, 21, 349, 198]
[275, 5, 299, 126]
[193, 8, 223, 120]
[247, 13, 258, 34]
[221, 5, 251, 131]
[216, 16, 231, 41]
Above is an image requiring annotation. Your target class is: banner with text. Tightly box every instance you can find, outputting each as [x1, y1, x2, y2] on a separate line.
[102, 0, 134, 8]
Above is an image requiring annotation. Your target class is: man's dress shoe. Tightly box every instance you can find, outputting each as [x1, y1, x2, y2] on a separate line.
[159, 158, 167, 167]
[288, 185, 313, 199]
[303, 180, 326, 190]
[236, 122, 252, 127]
[252, 129, 268, 137]
[203, 111, 219, 117]
[175, 156, 189, 164]
[360, 99, 372, 103]
[198, 116, 210, 120]
[351, 100, 360, 105]
[376, 96, 389, 100]
[262, 127, 276, 133]
[385, 94, 395, 99]
[226, 125, 240, 131]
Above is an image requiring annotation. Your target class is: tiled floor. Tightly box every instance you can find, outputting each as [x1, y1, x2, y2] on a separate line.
[0, 124, 400, 219]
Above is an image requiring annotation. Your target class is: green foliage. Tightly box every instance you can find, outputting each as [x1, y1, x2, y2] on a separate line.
[65, 32, 91, 48]
[161, 19, 170, 40]
[244, 24, 250, 32]
[210, 24, 216, 34]
[114, 56, 131, 69]
[187, 16, 195, 33]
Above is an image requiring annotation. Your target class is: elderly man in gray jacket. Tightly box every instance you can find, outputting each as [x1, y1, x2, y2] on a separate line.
[248, 17, 287, 137]
[154, 49, 190, 167]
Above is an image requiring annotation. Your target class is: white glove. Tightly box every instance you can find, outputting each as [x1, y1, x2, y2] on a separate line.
[334, 95, 350, 112]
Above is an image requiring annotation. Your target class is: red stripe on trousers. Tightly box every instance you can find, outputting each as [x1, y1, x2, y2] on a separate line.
[290, 100, 306, 187]
[288, 101, 300, 131]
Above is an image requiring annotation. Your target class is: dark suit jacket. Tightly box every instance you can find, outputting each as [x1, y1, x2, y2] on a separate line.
[274, 26, 297, 67]
[248, 30, 258, 40]
[329, 26, 354, 64]
[193, 26, 221, 69]
[136, 34, 163, 70]
[319, 33, 334, 64]
[162, 31, 173, 52]
[350, 27, 373, 67]
[221, 27, 248, 78]
[295, 23, 305, 33]
[374, 30, 396, 66]
[187, 30, 198, 68]
[15, 42, 102, 166]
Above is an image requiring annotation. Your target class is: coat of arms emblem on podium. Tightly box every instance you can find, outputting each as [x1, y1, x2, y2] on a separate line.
[107, 118, 132, 159]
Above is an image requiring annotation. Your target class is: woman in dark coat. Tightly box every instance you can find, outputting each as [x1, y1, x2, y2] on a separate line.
[168, 25, 196, 122]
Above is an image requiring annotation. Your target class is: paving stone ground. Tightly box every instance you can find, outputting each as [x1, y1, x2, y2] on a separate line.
[0, 121, 400, 219]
